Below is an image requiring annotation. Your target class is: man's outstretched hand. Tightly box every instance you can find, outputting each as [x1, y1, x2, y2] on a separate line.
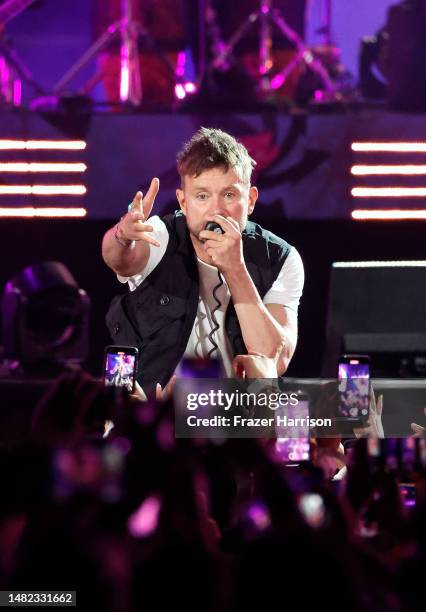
[119, 177, 161, 246]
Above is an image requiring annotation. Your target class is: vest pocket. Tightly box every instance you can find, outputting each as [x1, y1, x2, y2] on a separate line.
[131, 291, 187, 339]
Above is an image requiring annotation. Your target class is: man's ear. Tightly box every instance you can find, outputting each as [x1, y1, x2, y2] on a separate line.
[176, 188, 186, 214]
[248, 186, 258, 215]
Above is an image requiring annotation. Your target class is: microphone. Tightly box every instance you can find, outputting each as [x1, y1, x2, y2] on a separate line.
[204, 221, 224, 234]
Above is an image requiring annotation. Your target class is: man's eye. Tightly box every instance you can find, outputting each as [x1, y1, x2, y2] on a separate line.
[196, 193, 208, 200]
[225, 192, 235, 199]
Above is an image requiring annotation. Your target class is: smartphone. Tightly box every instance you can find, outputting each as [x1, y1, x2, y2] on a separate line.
[103, 345, 139, 393]
[275, 391, 310, 465]
[338, 355, 370, 422]
[399, 483, 416, 508]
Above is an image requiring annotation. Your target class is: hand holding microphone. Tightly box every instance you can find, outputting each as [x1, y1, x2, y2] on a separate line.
[199, 215, 244, 275]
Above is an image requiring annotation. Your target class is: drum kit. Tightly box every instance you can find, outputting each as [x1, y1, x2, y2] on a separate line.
[0, 0, 348, 109]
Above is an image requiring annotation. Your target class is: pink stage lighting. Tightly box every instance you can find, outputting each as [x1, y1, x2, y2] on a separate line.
[175, 81, 197, 100]
[352, 187, 426, 198]
[175, 83, 186, 100]
[0, 163, 87, 173]
[0, 207, 87, 218]
[352, 142, 426, 153]
[0, 185, 86, 195]
[270, 74, 284, 90]
[0, 140, 86, 150]
[184, 82, 196, 94]
[352, 209, 426, 220]
[351, 165, 426, 176]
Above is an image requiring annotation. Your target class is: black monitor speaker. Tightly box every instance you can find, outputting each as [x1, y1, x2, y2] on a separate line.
[322, 260, 426, 377]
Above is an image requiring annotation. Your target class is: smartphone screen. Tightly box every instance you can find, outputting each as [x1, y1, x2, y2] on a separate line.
[103, 345, 138, 393]
[399, 483, 416, 508]
[275, 393, 310, 465]
[338, 355, 370, 420]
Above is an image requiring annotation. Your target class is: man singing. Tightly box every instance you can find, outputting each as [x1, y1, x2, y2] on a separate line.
[102, 128, 304, 395]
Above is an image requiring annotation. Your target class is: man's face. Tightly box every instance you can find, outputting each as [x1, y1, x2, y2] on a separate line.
[176, 166, 258, 241]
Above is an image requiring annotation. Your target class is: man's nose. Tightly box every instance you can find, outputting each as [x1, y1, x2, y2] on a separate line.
[209, 196, 226, 216]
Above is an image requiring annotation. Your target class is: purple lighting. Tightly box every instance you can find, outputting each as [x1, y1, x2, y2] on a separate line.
[128, 495, 161, 538]
[270, 74, 284, 90]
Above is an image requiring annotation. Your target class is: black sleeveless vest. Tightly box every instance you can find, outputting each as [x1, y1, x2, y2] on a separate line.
[106, 211, 292, 395]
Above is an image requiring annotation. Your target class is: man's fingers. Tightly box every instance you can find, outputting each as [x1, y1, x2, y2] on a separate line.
[140, 233, 160, 247]
[142, 177, 160, 219]
[131, 191, 144, 215]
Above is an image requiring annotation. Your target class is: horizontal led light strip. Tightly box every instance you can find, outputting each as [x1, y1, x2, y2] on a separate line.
[0, 185, 86, 195]
[334, 260, 426, 268]
[352, 209, 426, 220]
[0, 139, 86, 150]
[0, 162, 87, 172]
[352, 142, 426, 152]
[351, 165, 426, 176]
[0, 207, 87, 217]
[352, 187, 426, 197]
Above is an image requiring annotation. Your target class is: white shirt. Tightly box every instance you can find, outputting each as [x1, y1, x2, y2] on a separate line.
[118, 216, 304, 376]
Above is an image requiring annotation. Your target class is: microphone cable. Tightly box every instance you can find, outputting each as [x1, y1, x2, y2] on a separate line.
[207, 269, 224, 358]
[203, 221, 225, 359]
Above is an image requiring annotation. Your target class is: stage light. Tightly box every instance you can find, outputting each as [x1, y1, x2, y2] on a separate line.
[184, 82, 196, 94]
[175, 83, 186, 100]
[120, 64, 129, 102]
[351, 165, 426, 176]
[175, 51, 186, 78]
[2, 261, 90, 374]
[0, 163, 87, 173]
[0, 140, 86, 150]
[0, 185, 86, 195]
[352, 209, 426, 220]
[351, 142, 426, 153]
[352, 187, 426, 198]
[0, 208, 87, 218]
[270, 74, 285, 90]
[333, 260, 426, 268]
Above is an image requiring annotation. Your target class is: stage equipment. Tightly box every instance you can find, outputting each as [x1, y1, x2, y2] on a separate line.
[322, 260, 426, 378]
[0, 0, 46, 104]
[2, 262, 90, 376]
[359, 30, 388, 101]
[205, 0, 336, 100]
[387, 0, 426, 112]
[53, 0, 176, 107]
